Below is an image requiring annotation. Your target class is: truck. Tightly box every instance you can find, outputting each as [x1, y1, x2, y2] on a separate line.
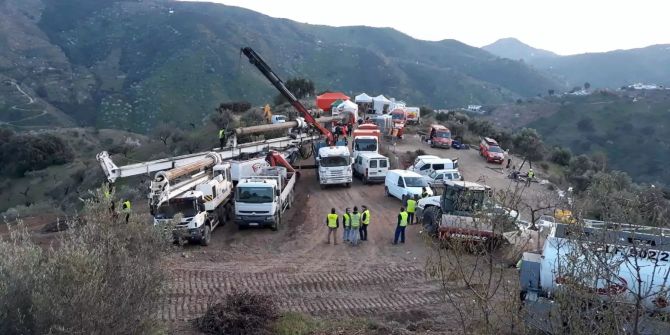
[416, 180, 521, 248]
[519, 222, 670, 334]
[405, 107, 420, 124]
[234, 166, 296, 231]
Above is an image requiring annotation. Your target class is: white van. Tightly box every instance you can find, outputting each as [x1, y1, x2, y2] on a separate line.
[408, 157, 458, 176]
[422, 169, 463, 185]
[353, 152, 389, 184]
[384, 170, 433, 203]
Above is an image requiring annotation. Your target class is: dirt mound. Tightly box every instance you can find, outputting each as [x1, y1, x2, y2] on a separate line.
[194, 291, 279, 335]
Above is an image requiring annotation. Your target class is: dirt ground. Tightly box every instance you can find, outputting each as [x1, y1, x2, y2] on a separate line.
[162, 135, 555, 333]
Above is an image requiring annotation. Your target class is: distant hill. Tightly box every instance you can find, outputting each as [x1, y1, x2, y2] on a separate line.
[483, 38, 558, 61]
[0, 0, 560, 132]
[483, 38, 670, 90]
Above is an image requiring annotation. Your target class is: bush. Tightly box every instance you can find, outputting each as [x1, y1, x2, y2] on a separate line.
[435, 112, 449, 122]
[240, 108, 265, 127]
[0, 192, 170, 334]
[195, 291, 279, 335]
[419, 106, 434, 118]
[549, 146, 572, 166]
[0, 133, 75, 176]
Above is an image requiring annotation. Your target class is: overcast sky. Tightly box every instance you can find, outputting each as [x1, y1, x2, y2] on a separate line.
[184, 0, 669, 55]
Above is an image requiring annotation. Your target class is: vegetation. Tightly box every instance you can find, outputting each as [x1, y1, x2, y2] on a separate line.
[195, 291, 279, 335]
[0, 190, 170, 334]
[274, 78, 315, 105]
[0, 130, 74, 177]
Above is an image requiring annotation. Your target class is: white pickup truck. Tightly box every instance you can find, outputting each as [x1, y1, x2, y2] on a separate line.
[234, 167, 296, 231]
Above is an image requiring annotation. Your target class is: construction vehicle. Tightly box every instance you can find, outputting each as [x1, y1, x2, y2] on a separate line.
[241, 47, 352, 188]
[519, 222, 670, 334]
[352, 123, 381, 159]
[416, 180, 521, 248]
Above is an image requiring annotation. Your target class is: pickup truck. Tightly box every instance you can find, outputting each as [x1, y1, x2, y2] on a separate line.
[234, 167, 296, 230]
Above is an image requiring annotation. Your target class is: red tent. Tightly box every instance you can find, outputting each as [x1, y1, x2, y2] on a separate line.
[316, 92, 350, 110]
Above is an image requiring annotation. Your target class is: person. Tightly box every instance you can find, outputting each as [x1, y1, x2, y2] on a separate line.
[326, 208, 339, 245]
[506, 158, 512, 169]
[350, 207, 361, 246]
[526, 168, 534, 187]
[122, 199, 132, 223]
[393, 207, 409, 244]
[360, 205, 370, 241]
[218, 128, 226, 149]
[406, 195, 418, 225]
[421, 187, 429, 199]
[342, 208, 351, 242]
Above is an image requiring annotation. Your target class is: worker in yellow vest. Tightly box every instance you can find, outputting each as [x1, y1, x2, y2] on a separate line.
[360, 205, 370, 241]
[122, 200, 132, 223]
[393, 207, 409, 245]
[342, 208, 351, 242]
[326, 208, 339, 245]
[406, 195, 418, 225]
[349, 207, 361, 246]
[219, 128, 226, 149]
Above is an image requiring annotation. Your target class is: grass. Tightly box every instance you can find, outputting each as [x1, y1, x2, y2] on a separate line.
[274, 312, 381, 335]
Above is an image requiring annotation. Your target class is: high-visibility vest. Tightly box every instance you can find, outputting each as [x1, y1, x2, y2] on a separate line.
[104, 190, 111, 199]
[350, 213, 361, 228]
[407, 199, 416, 213]
[343, 213, 351, 227]
[362, 210, 370, 225]
[327, 213, 338, 228]
[122, 201, 131, 213]
[399, 211, 408, 227]
[528, 171, 534, 178]
[219, 129, 226, 139]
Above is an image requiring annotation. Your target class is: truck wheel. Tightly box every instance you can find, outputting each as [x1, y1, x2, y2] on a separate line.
[346, 183, 351, 188]
[287, 192, 293, 209]
[271, 215, 280, 231]
[200, 225, 211, 246]
[422, 207, 440, 236]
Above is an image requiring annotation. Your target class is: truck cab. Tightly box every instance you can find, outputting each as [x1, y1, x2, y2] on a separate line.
[315, 144, 353, 188]
[234, 167, 295, 231]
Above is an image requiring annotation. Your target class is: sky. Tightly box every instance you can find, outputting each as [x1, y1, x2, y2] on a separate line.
[183, 0, 670, 55]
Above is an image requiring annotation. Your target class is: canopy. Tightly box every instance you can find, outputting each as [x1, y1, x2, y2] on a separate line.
[372, 94, 392, 114]
[337, 99, 358, 112]
[316, 92, 350, 110]
[372, 94, 391, 103]
[330, 99, 344, 108]
[354, 93, 373, 103]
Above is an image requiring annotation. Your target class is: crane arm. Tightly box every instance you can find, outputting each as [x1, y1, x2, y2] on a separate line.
[241, 47, 335, 146]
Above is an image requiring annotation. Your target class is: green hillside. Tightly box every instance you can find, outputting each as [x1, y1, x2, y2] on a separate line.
[0, 0, 560, 132]
[527, 90, 670, 185]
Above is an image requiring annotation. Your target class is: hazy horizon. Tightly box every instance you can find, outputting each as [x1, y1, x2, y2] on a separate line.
[182, 0, 670, 55]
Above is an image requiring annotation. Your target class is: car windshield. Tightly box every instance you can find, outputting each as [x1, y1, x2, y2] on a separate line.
[354, 138, 377, 152]
[391, 113, 404, 120]
[436, 131, 451, 138]
[236, 186, 274, 203]
[320, 156, 350, 167]
[404, 177, 427, 187]
[154, 198, 197, 219]
[429, 171, 439, 179]
[489, 146, 503, 153]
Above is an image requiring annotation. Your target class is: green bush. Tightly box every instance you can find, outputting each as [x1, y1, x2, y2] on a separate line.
[0, 191, 170, 334]
[0, 133, 74, 176]
[550, 146, 572, 166]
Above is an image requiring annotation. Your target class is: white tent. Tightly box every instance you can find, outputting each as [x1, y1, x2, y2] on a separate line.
[354, 93, 373, 103]
[372, 95, 392, 114]
[333, 99, 359, 123]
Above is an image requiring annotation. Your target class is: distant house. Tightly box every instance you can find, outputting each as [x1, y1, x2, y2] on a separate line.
[467, 105, 482, 112]
[628, 83, 660, 90]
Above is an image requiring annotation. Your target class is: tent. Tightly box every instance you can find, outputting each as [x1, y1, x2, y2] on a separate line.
[316, 92, 350, 110]
[354, 93, 373, 103]
[334, 99, 359, 124]
[372, 94, 392, 114]
[330, 99, 344, 109]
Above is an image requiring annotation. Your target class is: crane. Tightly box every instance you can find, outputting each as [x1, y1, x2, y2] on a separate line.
[241, 47, 335, 146]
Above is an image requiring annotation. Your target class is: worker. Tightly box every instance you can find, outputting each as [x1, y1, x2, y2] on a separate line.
[506, 158, 512, 169]
[326, 208, 339, 245]
[122, 199, 132, 223]
[360, 205, 370, 241]
[526, 168, 534, 186]
[421, 187, 429, 199]
[406, 195, 418, 225]
[393, 207, 409, 245]
[218, 128, 226, 149]
[349, 207, 361, 246]
[342, 208, 351, 242]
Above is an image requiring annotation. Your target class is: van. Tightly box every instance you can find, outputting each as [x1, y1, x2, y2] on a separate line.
[384, 170, 433, 203]
[408, 157, 458, 176]
[427, 124, 452, 149]
[422, 169, 463, 186]
[353, 152, 389, 184]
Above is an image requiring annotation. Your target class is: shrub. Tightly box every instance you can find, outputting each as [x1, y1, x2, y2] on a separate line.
[435, 112, 449, 122]
[0, 192, 170, 334]
[549, 146, 572, 166]
[0, 133, 74, 176]
[195, 291, 279, 335]
[240, 108, 265, 127]
[420, 106, 434, 117]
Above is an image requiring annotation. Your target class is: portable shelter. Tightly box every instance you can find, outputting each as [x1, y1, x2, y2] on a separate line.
[336, 100, 359, 124]
[316, 92, 350, 110]
[372, 94, 392, 114]
[354, 93, 373, 103]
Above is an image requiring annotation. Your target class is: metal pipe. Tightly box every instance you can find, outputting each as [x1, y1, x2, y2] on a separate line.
[235, 116, 341, 136]
[158, 152, 220, 182]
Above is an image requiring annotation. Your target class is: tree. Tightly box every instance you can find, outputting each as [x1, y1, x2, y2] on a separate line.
[576, 117, 595, 132]
[549, 146, 572, 166]
[584, 82, 591, 90]
[419, 106, 434, 117]
[512, 128, 545, 168]
[548, 89, 555, 96]
[275, 77, 315, 105]
[151, 122, 173, 146]
[0, 133, 74, 177]
[216, 101, 251, 114]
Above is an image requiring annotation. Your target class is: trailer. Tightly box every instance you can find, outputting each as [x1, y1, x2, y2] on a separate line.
[234, 167, 296, 231]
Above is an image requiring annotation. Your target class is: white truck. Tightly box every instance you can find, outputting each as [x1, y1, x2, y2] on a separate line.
[234, 167, 296, 230]
[315, 144, 353, 188]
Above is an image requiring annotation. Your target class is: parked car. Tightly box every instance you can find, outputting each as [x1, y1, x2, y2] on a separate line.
[479, 137, 505, 164]
[408, 157, 458, 176]
[353, 152, 389, 184]
[271, 115, 287, 124]
[426, 124, 452, 149]
[384, 170, 433, 203]
[422, 169, 463, 185]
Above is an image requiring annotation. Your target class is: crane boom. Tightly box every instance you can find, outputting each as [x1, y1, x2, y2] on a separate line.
[241, 47, 335, 146]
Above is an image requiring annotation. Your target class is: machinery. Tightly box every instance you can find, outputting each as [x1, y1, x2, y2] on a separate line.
[241, 47, 352, 188]
[235, 165, 296, 231]
[520, 222, 670, 334]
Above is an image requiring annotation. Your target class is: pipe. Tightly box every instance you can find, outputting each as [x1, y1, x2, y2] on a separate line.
[157, 152, 220, 182]
[235, 116, 342, 136]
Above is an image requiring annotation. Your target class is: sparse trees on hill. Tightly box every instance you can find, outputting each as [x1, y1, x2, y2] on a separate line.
[512, 128, 545, 168]
[275, 77, 315, 105]
[548, 89, 555, 96]
[576, 117, 595, 132]
[0, 132, 74, 177]
[216, 101, 251, 114]
[584, 82, 591, 90]
[549, 146, 572, 166]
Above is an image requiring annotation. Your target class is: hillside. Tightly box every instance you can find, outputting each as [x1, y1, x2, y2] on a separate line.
[0, 0, 560, 132]
[482, 38, 558, 61]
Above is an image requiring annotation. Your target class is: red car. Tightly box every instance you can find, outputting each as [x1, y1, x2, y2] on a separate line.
[479, 137, 505, 164]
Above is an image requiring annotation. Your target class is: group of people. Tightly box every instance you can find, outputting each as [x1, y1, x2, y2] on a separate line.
[326, 197, 422, 246]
